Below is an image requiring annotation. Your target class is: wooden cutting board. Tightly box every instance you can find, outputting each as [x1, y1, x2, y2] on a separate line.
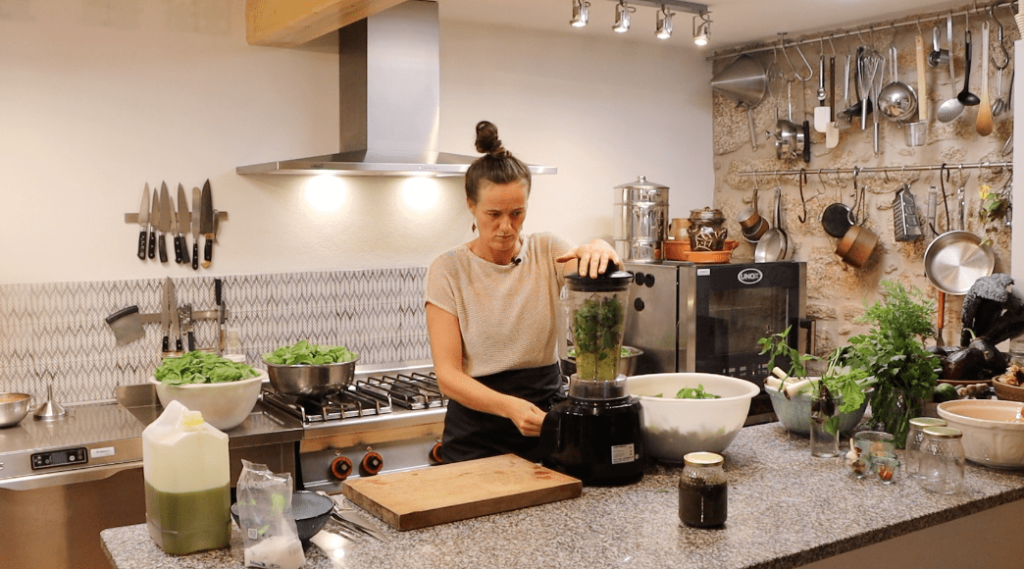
[341, 454, 582, 531]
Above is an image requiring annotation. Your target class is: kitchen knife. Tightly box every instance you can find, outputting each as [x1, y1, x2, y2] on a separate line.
[148, 189, 159, 259]
[200, 179, 214, 268]
[137, 183, 150, 260]
[161, 277, 173, 353]
[183, 304, 195, 352]
[177, 183, 191, 265]
[158, 182, 172, 263]
[168, 277, 182, 353]
[191, 186, 201, 270]
[215, 278, 225, 353]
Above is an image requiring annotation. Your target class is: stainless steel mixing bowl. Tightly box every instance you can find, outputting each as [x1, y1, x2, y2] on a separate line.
[0, 393, 32, 428]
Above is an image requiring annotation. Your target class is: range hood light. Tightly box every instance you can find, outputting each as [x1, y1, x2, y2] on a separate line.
[570, 0, 590, 27]
[612, 1, 633, 33]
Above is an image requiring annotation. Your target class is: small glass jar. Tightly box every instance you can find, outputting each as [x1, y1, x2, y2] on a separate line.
[905, 417, 947, 480]
[919, 426, 965, 495]
[679, 452, 727, 527]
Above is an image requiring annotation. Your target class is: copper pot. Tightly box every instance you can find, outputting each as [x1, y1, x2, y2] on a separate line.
[835, 225, 879, 268]
[687, 207, 728, 251]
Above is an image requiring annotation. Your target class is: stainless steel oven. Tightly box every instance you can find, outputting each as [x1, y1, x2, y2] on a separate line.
[622, 260, 807, 422]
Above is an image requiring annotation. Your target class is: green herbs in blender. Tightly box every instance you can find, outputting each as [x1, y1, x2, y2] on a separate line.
[572, 295, 624, 381]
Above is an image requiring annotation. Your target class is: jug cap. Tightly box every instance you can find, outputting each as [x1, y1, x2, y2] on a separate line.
[566, 260, 632, 292]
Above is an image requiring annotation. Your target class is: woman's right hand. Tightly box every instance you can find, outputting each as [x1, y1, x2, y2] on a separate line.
[506, 397, 548, 437]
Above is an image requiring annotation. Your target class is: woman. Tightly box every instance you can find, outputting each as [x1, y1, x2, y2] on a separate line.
[425, 121, 619, 463]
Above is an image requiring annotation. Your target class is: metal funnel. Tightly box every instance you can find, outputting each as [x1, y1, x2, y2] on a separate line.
[711, 55, 767, 108]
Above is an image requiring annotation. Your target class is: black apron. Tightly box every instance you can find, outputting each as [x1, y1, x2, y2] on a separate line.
[440, 364, 562, 464]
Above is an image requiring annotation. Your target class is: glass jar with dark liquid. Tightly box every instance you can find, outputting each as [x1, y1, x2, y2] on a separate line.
[679, 452, 727, 527]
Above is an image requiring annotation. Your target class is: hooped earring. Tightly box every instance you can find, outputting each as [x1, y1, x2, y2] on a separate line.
[472, 223, 476, 232]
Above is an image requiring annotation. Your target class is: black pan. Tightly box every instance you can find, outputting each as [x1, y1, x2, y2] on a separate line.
[821, 202, 854, 237]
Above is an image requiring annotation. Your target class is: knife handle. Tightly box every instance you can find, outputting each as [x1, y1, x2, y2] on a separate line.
[137, 231, 147, 260]
[215, 278, 223, 305]
[203, 236, 213, 268]
[158, 234, 168, 263]
[162, 335, 169, 353]
[187, 331, 195, 352]
[181, 236, 191, 264]
[175, 337, 183, 352]
[148, 230, 156, 259]
[173, 235, 183, 264]
[192, 242, 199, 270]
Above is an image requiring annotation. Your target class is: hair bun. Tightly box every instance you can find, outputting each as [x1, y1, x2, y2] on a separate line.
[474, 120, 505, 156]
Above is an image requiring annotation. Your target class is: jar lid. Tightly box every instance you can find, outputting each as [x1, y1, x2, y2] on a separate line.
[683, 451, 724, 467]
[613, 175, 669, 190]
[565, 260, 633, 292]
[922, 426, 962, 439]
[909, 417, 947, 428]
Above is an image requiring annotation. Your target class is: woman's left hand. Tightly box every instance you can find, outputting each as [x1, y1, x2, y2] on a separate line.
[556, 239, 619, 278]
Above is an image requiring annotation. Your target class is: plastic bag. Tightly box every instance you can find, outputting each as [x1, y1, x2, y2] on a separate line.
[236, 460, 306, 569]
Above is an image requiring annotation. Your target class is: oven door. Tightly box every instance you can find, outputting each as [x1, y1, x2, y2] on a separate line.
[693, 261, 806, 386]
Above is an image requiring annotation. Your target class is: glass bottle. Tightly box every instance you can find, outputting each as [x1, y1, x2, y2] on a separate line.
[679, 452, 727, 527]
[905, 417, 947, 480]
[919, 426, 965, 495]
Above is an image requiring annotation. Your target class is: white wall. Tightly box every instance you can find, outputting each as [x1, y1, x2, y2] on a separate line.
[0, 0, 713, 285]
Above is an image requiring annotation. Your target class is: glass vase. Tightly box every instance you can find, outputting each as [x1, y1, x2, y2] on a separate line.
[810, 419, 840, 457]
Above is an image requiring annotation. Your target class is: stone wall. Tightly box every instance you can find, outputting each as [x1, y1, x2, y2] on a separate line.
[712, 7, 1015, 356]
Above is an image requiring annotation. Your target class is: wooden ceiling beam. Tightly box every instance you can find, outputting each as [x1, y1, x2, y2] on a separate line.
[246, 0, 408, 47]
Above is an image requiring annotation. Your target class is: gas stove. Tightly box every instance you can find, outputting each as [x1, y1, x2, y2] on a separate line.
[259, 361, 448, 493]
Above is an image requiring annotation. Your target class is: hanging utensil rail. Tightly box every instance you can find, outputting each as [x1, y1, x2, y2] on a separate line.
[710, 0, 1018, 60]
[738, 161, 1011, 178]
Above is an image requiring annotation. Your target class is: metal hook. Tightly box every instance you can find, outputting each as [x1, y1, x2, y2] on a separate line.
[853, 166, 861, 191]
[991, 7, 1010, 69]
[916, 17, 923, 37]
[884, 168, 890, 183]
[828, 35, 836, 57]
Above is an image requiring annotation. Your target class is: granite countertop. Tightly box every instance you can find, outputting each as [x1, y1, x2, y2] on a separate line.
[101, 423, 1024, 569]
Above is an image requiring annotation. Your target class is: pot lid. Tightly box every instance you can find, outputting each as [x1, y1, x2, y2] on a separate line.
[690, 207, 725, 221]
[613, 176, 669, 190]
[565, 260, 632, 292]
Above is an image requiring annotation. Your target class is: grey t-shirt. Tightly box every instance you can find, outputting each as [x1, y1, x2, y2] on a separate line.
[425, 232, 575, 378]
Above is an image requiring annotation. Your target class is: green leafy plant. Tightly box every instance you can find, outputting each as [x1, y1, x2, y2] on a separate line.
[262, 340, 358, 365]
[572, 295, 625, 380]
[843, 281, 940, 447]
[155, 351, 258, 385]
[756, 324, 817, 380]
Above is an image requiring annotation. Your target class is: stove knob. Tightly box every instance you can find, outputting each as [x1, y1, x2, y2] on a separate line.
[360, 451, 383, 476]
[430, 442, 444, 464]
[330, 456, 353, 480]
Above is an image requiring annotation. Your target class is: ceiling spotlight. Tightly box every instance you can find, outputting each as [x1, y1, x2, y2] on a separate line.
[693, 11, 711, 46]
[613, 1, 634, 33]
[656, 6, 674, 40]
[570, 0, 590, 28]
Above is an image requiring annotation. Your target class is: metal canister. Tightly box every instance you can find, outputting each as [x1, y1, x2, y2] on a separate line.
[613, 176, 669, 263]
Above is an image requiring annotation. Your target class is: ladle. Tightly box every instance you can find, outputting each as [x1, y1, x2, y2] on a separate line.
[877, 45, 918, 122]
[937, 14, 964, 122]
[956, 30, 980, 106]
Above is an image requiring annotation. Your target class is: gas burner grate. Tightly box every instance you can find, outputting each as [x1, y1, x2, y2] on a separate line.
[262, 388, 393, 424]
[355, 372, 445, 410]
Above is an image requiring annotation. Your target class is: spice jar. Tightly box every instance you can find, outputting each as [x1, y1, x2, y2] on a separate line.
[686, 207, 728, 251]
[905, 417, 947, 480]
[679, 452, 727, 527]
[919, 426, 965, 495]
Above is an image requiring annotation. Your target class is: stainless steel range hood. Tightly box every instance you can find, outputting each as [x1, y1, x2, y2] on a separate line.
[237, 1, 555, 177]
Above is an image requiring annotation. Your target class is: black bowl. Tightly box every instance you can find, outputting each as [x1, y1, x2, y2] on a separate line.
[231, 490, 334, 542]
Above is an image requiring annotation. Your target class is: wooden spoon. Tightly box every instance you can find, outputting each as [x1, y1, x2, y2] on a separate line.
[977, 22, 994, 136]
[916, 34, 929, 122]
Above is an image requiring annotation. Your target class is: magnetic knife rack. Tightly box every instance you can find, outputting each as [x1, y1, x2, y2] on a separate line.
[123, 212, 229, 225]
[136, 309, 230, 325]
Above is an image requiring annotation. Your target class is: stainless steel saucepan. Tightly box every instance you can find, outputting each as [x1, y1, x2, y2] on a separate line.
[923, 176, 994, 295]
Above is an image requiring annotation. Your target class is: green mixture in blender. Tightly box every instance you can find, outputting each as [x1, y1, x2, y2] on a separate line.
[572, 295, 625, 381]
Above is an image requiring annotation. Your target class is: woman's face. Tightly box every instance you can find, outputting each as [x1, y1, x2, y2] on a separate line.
[469, 180, 528, 254]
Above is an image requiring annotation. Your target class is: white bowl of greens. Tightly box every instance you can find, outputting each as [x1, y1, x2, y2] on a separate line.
[625, 373, 759, 463]
[151, 351, 265, 431]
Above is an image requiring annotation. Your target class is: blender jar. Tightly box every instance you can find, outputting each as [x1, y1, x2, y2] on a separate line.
[565, 263, 633, 382]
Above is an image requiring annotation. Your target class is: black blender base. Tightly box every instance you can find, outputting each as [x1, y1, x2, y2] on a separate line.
[540, 397, 645, 487]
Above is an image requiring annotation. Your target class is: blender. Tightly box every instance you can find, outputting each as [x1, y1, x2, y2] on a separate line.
[540, 262, 645, 486]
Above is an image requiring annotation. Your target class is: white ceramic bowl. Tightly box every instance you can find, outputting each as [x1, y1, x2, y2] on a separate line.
[936, 399, 1024, 469]
[149, 372, 266, 431]
[625, 373, 759, 463]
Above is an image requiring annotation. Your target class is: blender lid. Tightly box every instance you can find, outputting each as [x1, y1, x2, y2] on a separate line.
[565, 260, 633, 291]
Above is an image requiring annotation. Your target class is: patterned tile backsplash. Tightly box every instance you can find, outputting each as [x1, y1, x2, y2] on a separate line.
[0, 268, 430, 403]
